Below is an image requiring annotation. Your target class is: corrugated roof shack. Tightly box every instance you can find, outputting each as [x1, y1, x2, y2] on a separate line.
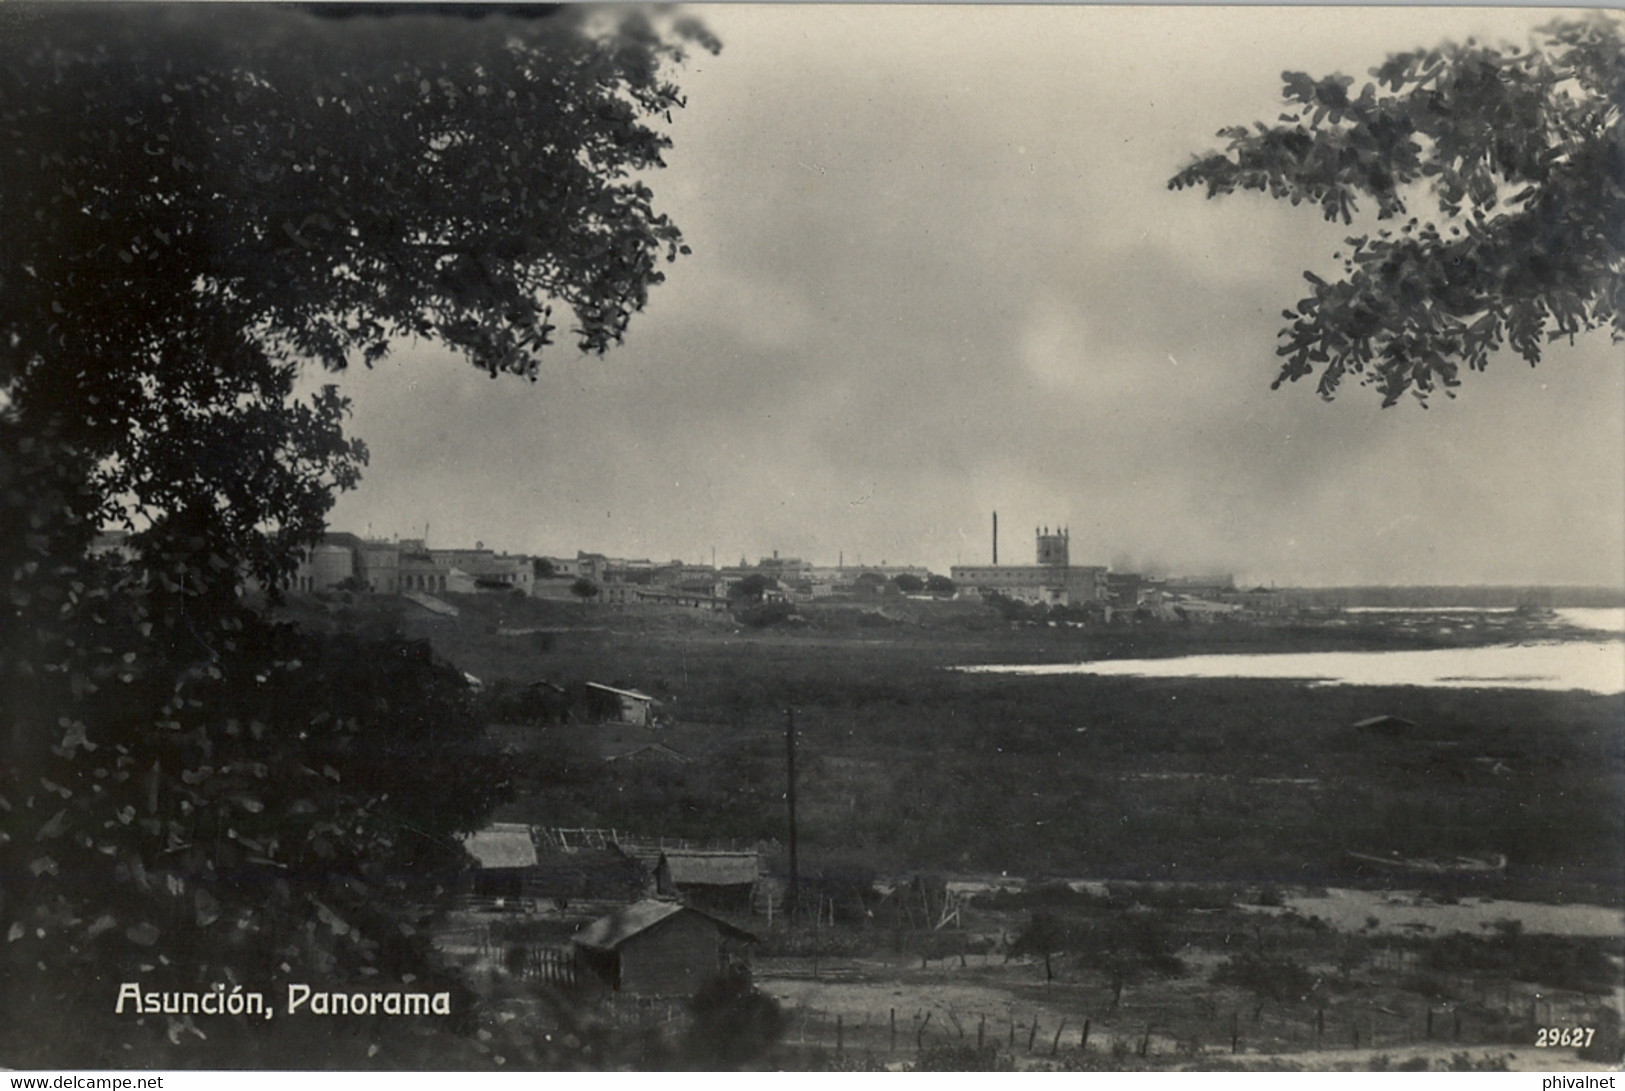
[573, 900, 757, 997]
[582, 682, 663, 727]
[654, 850, 762, 913]
[462, 823, 538, 902]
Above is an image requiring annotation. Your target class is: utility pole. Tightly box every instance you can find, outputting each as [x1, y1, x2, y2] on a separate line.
[785, 706, 799, 923]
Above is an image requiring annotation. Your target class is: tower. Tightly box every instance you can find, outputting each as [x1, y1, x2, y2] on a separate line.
[1036, 525, 1070, 567]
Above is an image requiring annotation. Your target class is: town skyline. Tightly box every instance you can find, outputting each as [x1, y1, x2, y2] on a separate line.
[318, 5, 1624, 590]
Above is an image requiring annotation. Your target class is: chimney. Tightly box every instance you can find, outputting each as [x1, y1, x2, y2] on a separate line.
[992, 511, 998, 566]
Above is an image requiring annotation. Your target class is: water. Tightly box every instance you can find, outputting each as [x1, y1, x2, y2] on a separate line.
[1553, 607, 1625, 634]
[960, 641, 1625, 694]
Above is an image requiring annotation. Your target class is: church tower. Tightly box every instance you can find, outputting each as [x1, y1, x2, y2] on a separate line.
[1035, 525, 1070, 567]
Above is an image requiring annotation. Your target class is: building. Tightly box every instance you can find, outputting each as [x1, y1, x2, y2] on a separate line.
[462, 822, 541, 901]
[572, 900, 758, 996]
[428, 546, 534, 595]
[950, 526, 1108, 607]
[632, 587, 730, 612]
[399, 550, 474, 594]
[582, 683, 664, 727]
[356, 540, 400, 593]
[652, 851, 762, 913]
[462, 823, 653, 906]
[291, 538, 355, 592]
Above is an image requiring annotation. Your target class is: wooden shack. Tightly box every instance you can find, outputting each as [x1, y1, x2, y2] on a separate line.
[572, 899, 757, 997]
[653, 850, 761, 913]
[581, 682, 664, 727]
[462, 822, 539, 901]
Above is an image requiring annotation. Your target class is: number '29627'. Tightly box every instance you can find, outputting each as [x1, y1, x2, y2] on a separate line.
[1536, 1027, 1595, 1048]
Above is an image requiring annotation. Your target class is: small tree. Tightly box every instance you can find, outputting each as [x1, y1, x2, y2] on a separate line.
[925, 574, 956, 595]
[570, 577, 601, 600]
[1009, 910, 1074, 982]
[729, 573, 776, 603]
[892, 573, 925, 594]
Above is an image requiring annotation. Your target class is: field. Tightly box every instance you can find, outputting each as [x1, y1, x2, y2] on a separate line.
[277, 590, 1625, 1069]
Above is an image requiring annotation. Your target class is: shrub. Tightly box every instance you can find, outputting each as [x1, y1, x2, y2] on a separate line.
[911, 1043, 1013, 1071]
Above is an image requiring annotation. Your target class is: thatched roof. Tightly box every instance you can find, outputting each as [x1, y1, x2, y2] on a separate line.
[463, 823, 537, 869]
[661, 851, 760, 887]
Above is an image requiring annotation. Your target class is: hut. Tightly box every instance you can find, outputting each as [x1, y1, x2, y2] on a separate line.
[1352, 714, 1418, 736]
[603, 742, 692, 766]
[572, 899, 758, 996]
[581, 682, 664, 727]
[653, 850, 761, 912]
[462, 823, 539, 902]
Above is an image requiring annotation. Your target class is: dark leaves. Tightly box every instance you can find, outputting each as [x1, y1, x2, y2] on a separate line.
[1170, 15, 1624, 404]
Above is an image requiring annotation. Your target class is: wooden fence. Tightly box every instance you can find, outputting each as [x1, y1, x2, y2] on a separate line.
[761, 989, 1612, 1066]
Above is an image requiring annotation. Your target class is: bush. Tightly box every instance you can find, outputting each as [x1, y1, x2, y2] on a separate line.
[911, 1043, 1013, 1071]
[1211, 953, 1315, 1004]
[681, 973, 787, 1070]
[737, 601, 797, 628]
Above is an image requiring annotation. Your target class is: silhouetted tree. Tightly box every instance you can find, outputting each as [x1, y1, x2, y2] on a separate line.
[1170, 16, 1622, 405]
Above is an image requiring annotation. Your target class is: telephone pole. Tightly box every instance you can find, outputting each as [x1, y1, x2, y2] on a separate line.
[785, 706, 799, 923]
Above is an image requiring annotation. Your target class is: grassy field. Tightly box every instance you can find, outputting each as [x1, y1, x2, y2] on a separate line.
[285, 591, 1625, 901]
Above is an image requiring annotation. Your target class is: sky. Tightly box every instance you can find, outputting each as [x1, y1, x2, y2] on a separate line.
[320, 4, 1625, 588]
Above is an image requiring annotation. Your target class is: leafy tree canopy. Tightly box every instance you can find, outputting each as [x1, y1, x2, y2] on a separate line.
[1, 2, 717, 587]
[1, 4, 712, 1063]
[1169, 16, 1623, 406]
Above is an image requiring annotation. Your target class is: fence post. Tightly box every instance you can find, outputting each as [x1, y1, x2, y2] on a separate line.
[1231, 1011, 1239, 1054]
[1454, 1009, 1462, 1042]
[890, 1008, 897, 1054]
[1081, 1018, 1091, 1052]
[837, 1014, 843, 1059]
[1426, 1009, 1433, 1040]
[1028, 1019, 1039, 1053]
[917, 1011, 932, 1051]
[1139, 1025, 1151, 1058]
[977, 1015, 985, 1051]
[1052, 1020, 1067, 1056]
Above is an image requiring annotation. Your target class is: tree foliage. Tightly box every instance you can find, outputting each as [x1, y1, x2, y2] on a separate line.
[1, 2, 715, 587]
[1, 4, 712, 1063]
[1169, 16, 1623, 406]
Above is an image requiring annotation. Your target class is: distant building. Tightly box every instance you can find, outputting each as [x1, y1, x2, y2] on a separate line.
[632, 587, 730, 612]
[291, 538, 355, 592]
[582, 683, 664, 727]
[951, 526, 1107, 606]
[356, 540, 400, 593]
[429, 547, 533, 595]
[462, 822, 541, 901]
[603, 742, 693, 767]
[572, 900, 757, 996]
[652, 850, 762, 913]
[1106, 572, 1144, 609]
[1352, 714, 1417, 736]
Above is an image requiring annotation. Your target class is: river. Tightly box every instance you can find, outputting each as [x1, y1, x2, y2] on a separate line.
[958, 611, 1625, 694]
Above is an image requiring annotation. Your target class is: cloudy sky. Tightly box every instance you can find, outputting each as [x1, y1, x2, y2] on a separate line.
[322, 5, 1624, 588]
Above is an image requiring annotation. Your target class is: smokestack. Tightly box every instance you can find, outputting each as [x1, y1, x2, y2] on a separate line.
[992, 511, 998, 566]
